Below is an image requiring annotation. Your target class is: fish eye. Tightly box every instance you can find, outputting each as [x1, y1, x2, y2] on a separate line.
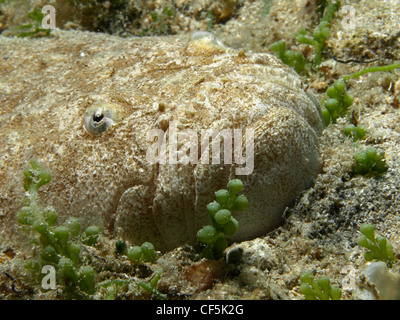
[83, 102, 121, 136]
[93, 111, 104, 122]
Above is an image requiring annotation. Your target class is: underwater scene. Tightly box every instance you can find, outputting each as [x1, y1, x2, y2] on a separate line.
[0, 0, 400, 303]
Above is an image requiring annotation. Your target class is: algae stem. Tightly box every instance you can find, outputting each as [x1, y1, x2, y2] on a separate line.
[342, 63, 400, 81]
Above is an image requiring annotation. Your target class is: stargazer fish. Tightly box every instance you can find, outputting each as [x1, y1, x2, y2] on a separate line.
[0, 30, 323, 251]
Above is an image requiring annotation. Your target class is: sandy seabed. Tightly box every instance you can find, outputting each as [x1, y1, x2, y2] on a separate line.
[0, 0, 399, 300]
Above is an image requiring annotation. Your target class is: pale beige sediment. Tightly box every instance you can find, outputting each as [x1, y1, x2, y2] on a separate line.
[0, 30, 323, 251]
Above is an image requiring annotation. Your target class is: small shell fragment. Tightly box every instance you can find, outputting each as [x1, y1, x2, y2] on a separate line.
[187, 31, 227, 53]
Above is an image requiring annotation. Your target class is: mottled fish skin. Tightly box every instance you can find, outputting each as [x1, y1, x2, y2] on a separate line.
[0, 30, 323, 251]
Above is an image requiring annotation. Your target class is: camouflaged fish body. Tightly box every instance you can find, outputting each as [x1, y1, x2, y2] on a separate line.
[0, 30, 323, 251]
